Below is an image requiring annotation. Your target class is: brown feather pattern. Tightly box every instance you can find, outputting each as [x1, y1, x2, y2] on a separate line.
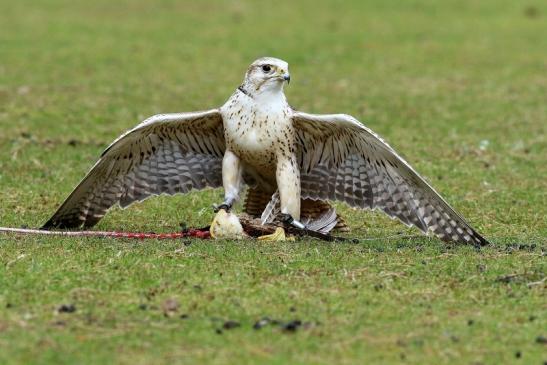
[293, 112, 488, 246]
[43, 111, 225, 229]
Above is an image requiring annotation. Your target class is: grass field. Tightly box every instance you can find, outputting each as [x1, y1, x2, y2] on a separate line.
[1, 0, 546, 364]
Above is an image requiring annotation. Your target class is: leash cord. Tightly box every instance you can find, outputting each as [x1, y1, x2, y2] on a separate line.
[0, 227, 211, 239]
[0, 226, 421, 242]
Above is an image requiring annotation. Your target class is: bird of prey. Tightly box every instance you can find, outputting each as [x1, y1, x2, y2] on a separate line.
[43, 57, 489, 245]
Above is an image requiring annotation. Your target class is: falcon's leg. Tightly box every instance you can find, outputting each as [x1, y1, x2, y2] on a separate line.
[277, 156, 306, 228]
[277, 156, 301, 218]
[258, 156, 303, 241]
[215, 150, 243, 212]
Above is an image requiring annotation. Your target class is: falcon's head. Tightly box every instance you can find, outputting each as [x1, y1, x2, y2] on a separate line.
[242, 57, 290, 96]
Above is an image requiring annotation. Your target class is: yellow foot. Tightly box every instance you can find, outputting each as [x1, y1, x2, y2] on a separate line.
[210, 209, 246, 240]
[257, 227, 295, 241]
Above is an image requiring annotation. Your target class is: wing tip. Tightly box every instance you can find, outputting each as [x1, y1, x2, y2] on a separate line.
[470, 230, 490, 247]
[41, 216, 87, 230]
[40, 222, 54, 230]
[439, 228, 490, 247]
[41, 217, 60, 230]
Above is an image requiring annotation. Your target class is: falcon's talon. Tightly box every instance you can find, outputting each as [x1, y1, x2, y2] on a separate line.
[257, 227, 294, 242]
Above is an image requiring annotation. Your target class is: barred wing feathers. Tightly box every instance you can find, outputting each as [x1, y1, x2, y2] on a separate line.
[292, 111, 488, 246]
[43, 110, 225, 229]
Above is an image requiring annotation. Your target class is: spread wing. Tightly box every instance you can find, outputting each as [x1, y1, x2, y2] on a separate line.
[292, 111, 488, 246]
[43, 110, 225, 229]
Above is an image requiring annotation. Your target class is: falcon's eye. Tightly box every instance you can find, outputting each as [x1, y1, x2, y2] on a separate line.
[261, 65, 272, 73]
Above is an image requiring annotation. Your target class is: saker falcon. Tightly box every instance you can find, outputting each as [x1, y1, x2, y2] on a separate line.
[43, 57, 489, 245]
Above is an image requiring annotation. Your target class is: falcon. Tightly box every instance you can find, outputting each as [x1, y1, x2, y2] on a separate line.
[43, 57, 489, 245]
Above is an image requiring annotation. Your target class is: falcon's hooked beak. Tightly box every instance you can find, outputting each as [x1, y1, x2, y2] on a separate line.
[283, 73, 291, 84]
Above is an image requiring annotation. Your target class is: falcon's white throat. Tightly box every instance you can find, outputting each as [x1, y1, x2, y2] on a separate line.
[250, 79, 287, 104]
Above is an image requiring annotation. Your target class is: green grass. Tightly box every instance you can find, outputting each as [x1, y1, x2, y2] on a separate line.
[0, 0, 546, 364]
